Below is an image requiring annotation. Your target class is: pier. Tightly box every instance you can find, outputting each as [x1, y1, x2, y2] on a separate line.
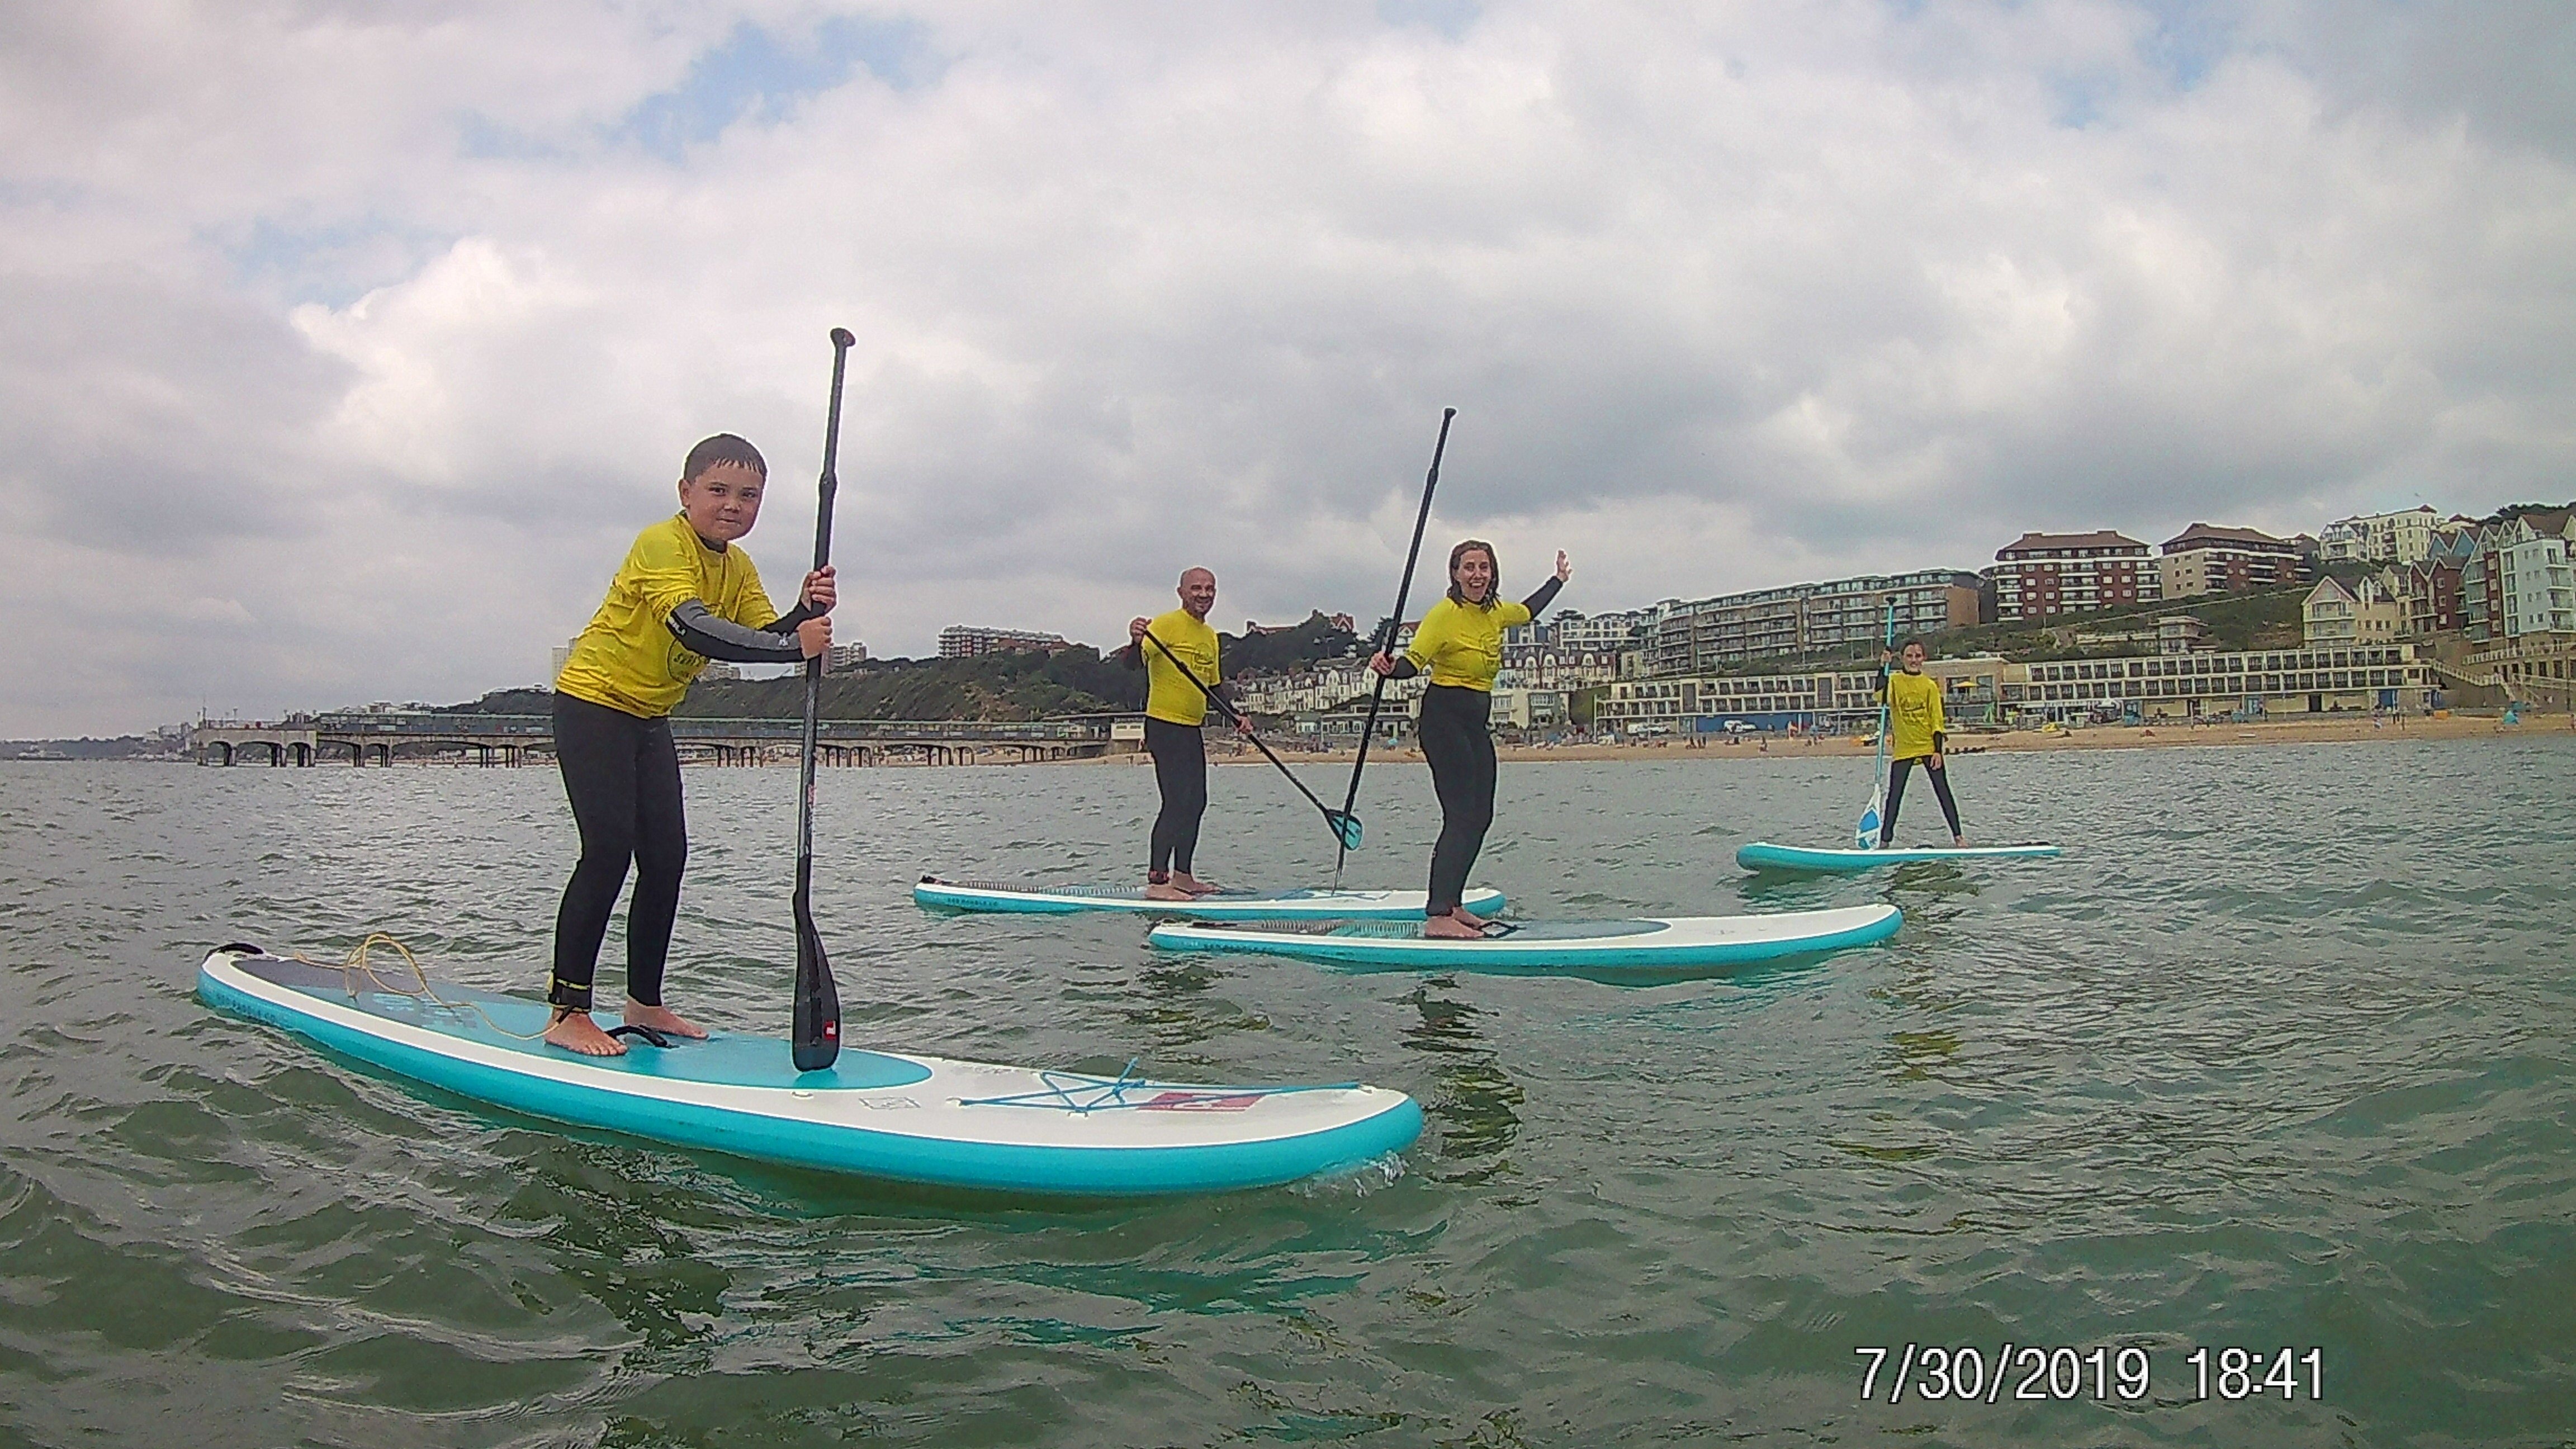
[187, 712, 1128, 768]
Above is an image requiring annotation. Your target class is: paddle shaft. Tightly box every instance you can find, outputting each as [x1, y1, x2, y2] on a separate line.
[797, 333, 853, 860]
[793, 326, 855, 1072]
[1859, 598, 1895, 846]
[1335, 408, 1455, 882]
[1140, 628, 1352, 834]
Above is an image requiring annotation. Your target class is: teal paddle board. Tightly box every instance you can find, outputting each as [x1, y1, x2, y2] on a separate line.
[1147, 904, 1900, 975]
[198, 946, 1420, 1197]
[915, 876, 1505, 921]
[1735, 841, 2062, 873]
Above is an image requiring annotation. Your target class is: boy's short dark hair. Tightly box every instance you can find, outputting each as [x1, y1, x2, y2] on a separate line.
[683, 433, 766, 481]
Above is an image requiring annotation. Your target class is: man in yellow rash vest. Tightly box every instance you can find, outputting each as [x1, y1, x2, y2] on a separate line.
[546, 433, 834, 1057]
[1124, 567, 1250, 901]
[1368, 539, 1571, 939]
[1877, 638, 1967, 847]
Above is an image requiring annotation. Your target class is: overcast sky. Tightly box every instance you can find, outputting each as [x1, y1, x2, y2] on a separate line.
[6, 1, 2573, 736]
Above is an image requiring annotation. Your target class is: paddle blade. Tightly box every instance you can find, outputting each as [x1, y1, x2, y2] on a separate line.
[1854, 787, 1884, 851]
[792, 899, 840, 1072]
[1329, 811, 1362, 851]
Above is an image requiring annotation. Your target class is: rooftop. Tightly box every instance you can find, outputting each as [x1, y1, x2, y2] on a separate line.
[2161, 522, 2292, 552]
[1998, 530, 2148, 556]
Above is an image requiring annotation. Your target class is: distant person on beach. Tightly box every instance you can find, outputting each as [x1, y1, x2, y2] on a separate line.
[1878, 639, 1966, 847]
[1370, 540, 1570, 939]
[1126, 568, 1252, 901]
[546, 433, 834, 1055]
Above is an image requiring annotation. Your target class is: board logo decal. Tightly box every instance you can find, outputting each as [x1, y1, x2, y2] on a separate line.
[1139, 1091, 1267, 1112]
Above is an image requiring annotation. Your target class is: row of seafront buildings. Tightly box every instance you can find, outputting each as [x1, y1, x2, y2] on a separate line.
[1580, 505, 2575, 735]
[926, 504, 2571, 740]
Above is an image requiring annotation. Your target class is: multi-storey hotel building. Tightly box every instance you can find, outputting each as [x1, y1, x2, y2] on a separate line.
[2318, 506, 2443, 566]
[1644, 569, 1981, 676]
[937, 625, 1068, 658]
[1992, 531, 2159, 619]
[2156, 522, 2305, 598]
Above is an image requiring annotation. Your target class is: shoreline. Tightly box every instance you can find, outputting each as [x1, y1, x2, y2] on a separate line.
[1177, 711, 2570, 766]
[26, 711, 2563, 770]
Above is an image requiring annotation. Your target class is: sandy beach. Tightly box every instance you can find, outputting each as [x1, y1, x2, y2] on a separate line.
[1178, 710, 2570, 766]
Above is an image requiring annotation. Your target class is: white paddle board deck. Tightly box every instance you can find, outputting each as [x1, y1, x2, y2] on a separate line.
[1148, 905, 1901, 974]
[1736, 841, 2062, 873]
[915, 876, 1505, 921]
[197, 948, 1419, 1198]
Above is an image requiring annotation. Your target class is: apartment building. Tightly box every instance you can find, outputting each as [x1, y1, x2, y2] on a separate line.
[2303, 575, 2404, 648]
[1644, 569, 1980, 676]
[937, 625, 1068, 658]
[1992, 531, 2158, 619]
[1599, 655, 2013, 734]
[2317, 506, 2441, 566]
[2463, 512, 2576, 642]
[2383, 530, 2475, 638]
[2156, 523, 2304, 598]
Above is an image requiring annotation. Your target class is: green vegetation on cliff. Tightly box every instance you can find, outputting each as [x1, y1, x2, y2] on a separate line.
[444, 610, 1364, 722]
[679, 646, 1141, 721]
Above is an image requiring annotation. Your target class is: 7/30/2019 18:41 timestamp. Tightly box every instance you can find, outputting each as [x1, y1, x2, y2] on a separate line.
[1855, 1344, 2325, 1405]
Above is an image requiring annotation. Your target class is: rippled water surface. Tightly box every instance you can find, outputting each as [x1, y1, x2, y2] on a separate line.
[3, 736, 2572, 1447]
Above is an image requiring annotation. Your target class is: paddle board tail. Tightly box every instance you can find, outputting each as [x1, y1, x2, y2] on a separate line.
[1148, 906, 1901, 977]
[913, 878, 1506, 922]
[1736, 841, 2063, 874]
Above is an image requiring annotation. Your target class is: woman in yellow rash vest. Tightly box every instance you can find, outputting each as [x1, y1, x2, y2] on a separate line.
[1877, 638, 1967, 847]
[545, 433, 834, 1057]
[1368, 539, 1570, 939]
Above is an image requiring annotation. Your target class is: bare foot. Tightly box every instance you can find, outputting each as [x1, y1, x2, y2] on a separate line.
[1422, 913, 1484, 940]
[1144, 881, 1194, 901]
[545, 1008, 626, 1057]
[1448, 906, 1489, 929]
[1952, 835, 1968, 848]
[1171, 872, 1225, 896]
[624, 1001, 707, 1040]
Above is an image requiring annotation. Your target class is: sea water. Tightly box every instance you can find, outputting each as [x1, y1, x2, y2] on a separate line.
[1, 737, 2570, 1446]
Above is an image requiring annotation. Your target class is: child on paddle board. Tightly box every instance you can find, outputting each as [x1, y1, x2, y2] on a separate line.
[1368, 540, 1569, 939]
[1878, 640, 1966, 847]
[545, 434, 835, 1056]
[1125, 567, 1253, 901]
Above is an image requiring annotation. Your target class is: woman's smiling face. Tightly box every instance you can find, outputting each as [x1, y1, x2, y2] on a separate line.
[1454, 548, 1494, 602]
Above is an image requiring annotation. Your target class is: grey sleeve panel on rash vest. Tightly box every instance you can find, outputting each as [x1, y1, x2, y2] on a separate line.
[666, 599, 811, 664]
[765, 601, 819, 634]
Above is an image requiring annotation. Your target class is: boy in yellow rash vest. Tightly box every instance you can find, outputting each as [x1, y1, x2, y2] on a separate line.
[1125, 567, 1251, 901]
[545, 433, 835, 1057]
[1877, 638, 1967, 847]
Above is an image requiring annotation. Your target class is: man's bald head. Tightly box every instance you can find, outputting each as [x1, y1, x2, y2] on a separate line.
[1177, 567, 1218, 619]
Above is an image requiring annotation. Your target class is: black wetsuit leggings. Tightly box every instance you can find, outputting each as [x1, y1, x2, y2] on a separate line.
[1882, 755, 1961, 844]
[551, 693, 686, 1011]
[1145, 717, 1207, 877]
[1418, 685, 1497, 916]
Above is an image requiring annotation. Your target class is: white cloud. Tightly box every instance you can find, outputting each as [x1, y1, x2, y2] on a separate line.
[3, 0, 2573, 734]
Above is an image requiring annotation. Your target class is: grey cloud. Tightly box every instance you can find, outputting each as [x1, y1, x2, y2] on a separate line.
[0, 269, 352, 549]
[6, 1, 2576, 736]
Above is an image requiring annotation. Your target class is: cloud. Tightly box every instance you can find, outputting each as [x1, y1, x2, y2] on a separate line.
[3, 0, 2573, 735]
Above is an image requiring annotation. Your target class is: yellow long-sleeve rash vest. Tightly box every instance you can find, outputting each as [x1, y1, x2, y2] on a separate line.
[555, 514, 783, 718]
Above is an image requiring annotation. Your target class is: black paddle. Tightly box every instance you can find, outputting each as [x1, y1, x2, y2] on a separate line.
[792, 327, 855, 1073]
[1332, 407, 1454, 887]
[1139, 628, 1363, 850]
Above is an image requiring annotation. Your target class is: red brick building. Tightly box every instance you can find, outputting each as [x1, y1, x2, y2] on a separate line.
[1992, 531, 2159, 620]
